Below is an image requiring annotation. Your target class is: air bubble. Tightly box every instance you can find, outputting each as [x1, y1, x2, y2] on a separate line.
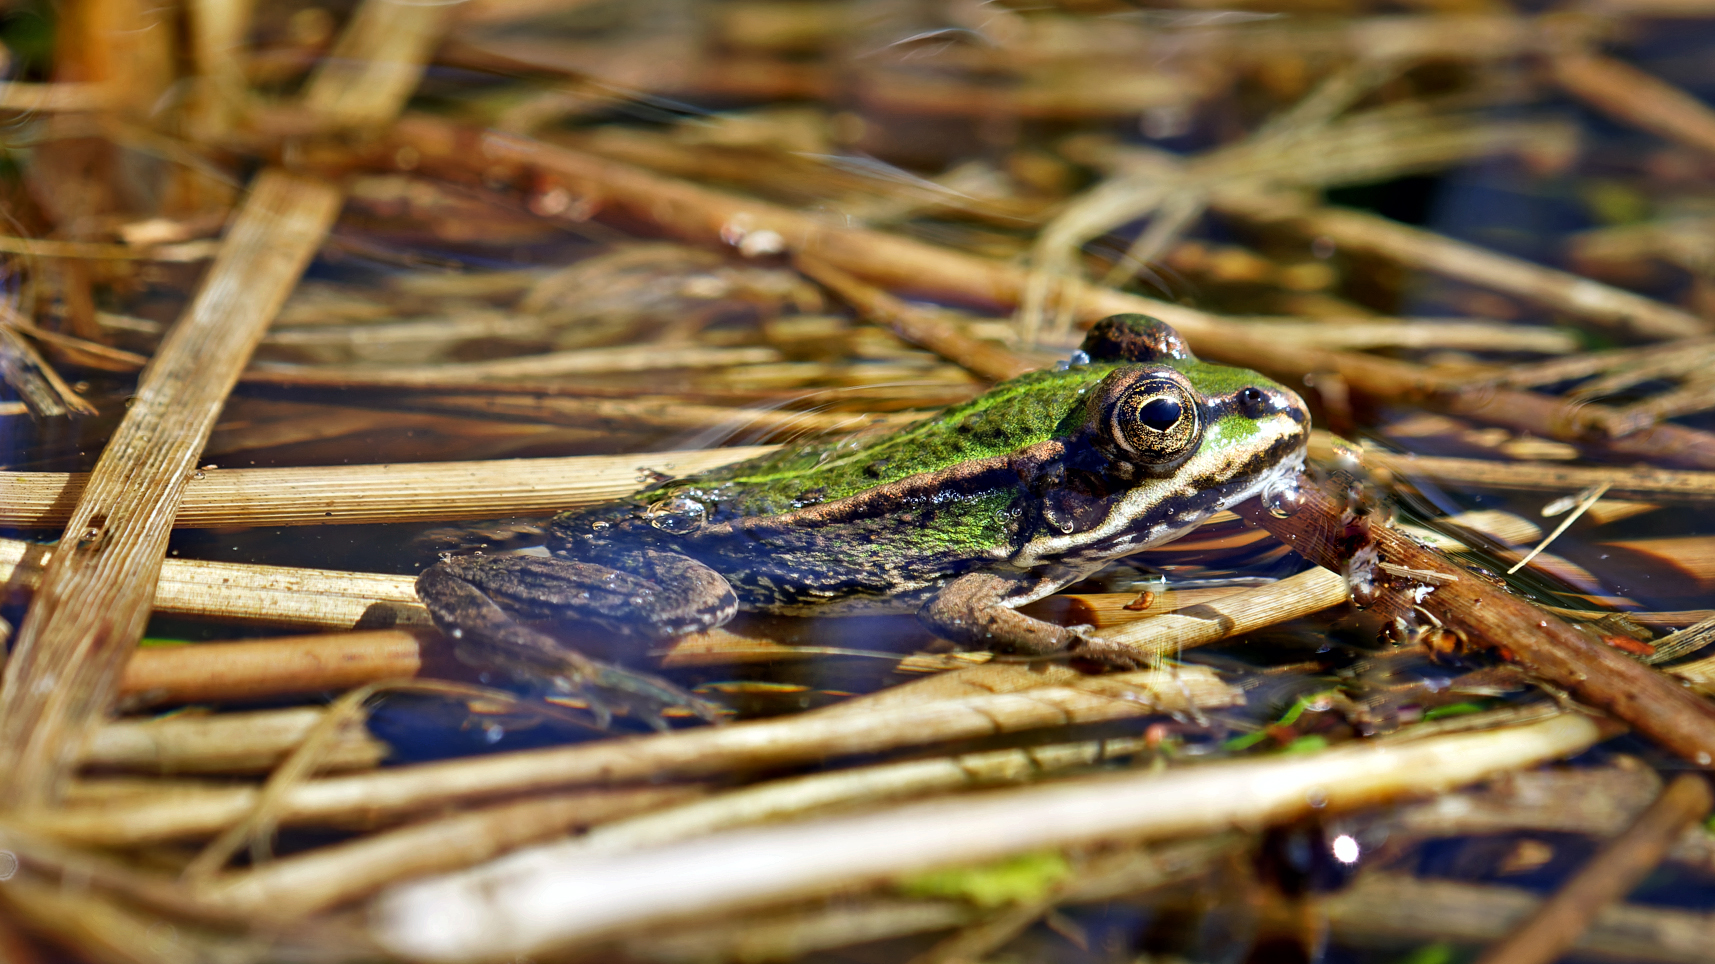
[1261, 475, 1305, 518]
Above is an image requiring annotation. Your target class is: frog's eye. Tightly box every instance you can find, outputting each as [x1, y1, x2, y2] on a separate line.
[1110, 377, 1202, 463]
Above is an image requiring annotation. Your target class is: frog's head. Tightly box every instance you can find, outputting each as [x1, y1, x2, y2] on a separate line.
[1017, 315, 1309, 565]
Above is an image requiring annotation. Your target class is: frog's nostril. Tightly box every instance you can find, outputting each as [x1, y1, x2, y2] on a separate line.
[1238, 386, 1269, 417]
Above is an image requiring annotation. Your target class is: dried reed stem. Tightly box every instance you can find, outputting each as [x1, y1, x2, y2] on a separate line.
[1214, 190, 1709, 340]
[1473, 773, 1713, 964]
[0, 325, 96, 417]
[0, 446, 773, 528]
[1219, 317, 1578, 354]
[0, 80, 114, 111]
[198, 787, 702, 918]
[368, 713, 1603, 960]
[119, 631, 431, 708]
[390, 123, 1715, 468]
[1553, 52, 1715, 160]
[391, 393, 912, 438]
[1318, 433, 1715, 502]
[22, 669, 1240, 845]
[0, 537, 427, 631]
[576, 733, 1155, 853]
[1327, 873, 1715, 963]
[300, 0, 449, 128]
[254, 344, 782, 383]
[0, 171, 344, 807]
[1104, 567, 1350, 660]
[793, 255, 1035, 382]
[83, 706, 388, 775]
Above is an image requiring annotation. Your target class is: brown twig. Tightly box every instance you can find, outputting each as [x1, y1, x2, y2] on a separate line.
[1238, 472, 1715, 768]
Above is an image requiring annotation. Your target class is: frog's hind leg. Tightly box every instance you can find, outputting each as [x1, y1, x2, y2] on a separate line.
[416, 552, 735, 728]
[919, 571, 1140, 668]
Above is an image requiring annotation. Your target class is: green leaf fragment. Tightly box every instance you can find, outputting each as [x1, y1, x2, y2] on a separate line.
[897, 851, 1072, 908]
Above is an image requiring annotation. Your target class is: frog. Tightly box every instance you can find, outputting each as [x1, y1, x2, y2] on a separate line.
[416, 315, 1311, 726]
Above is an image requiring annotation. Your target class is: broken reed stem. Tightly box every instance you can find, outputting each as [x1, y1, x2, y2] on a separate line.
[21, 668, 1240, 845]
[1472, 773, 1714, 964]
[1552, 51, 1715, 160]
[0, 446, 773, 528]
[387, 122, 1715, 469]
[1103, 567, 1349, 660]
[0, 170, 344, 808]
[0, 315, 97, 416]
[367, 713, 1603, 960]
[1238, 473, 1715, 768]
[792, 254, 1036, 382]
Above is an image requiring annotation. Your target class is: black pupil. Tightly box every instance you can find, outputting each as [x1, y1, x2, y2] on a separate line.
[1138, 396, 1182, 431]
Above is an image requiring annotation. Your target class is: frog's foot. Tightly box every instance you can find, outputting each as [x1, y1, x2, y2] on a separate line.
[919, 573, 1147, 669]
[916, 571, 1131, 667]
[416, 553, 731, 728]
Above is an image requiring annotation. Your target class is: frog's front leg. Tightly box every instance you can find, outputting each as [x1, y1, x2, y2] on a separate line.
[415, 551, 735, 727]
[918, 571, 1138, 668]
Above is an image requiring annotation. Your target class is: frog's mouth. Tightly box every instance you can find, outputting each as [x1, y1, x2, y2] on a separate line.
[1011, 405, 1309, 570]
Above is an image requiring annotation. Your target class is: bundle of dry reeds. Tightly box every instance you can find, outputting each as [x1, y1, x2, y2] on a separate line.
[7, 1, 1715, 962]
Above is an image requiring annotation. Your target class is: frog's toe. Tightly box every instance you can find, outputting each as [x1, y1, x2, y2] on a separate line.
[577, 661, 725, 729]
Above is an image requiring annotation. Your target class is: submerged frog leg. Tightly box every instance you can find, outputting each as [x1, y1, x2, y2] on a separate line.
[919, 571, 1141, 669]
[415, 552, 733, 728]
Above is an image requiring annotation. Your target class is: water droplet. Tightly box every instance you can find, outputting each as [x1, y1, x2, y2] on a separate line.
[1262, 475, 1304, 518]
[645, 495, 707, 533]
[1306, 787, 1328, 809]
[1698, 752, 1711, 767]
[484, 723, 506, 744]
